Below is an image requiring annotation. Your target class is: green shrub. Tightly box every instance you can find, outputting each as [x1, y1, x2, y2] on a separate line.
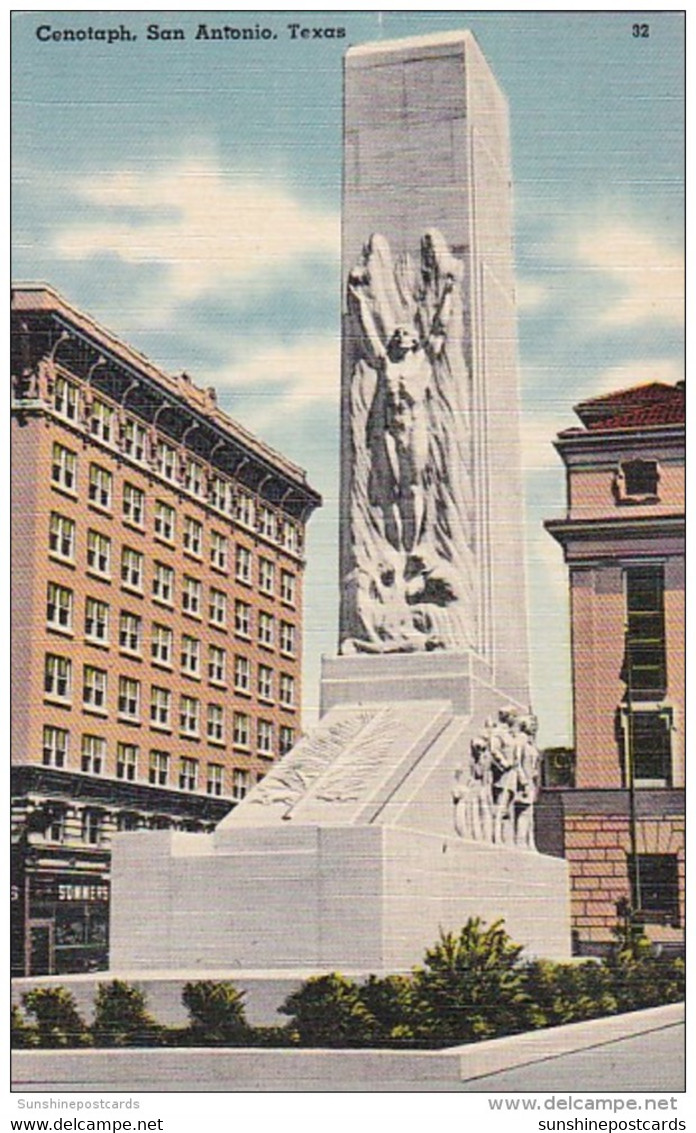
[522, 959, 618, 1028]
[182, 981, 249, 1046]
[279, 973, 379, 1047]
[603, 920, 685, 1013]
[358, 974, 416, 1046]
[22, 987, 91, 1048]
[92, 981, 162, 1047]
[11, 1005, 38, 1048]
[409, 918, 530, 1046]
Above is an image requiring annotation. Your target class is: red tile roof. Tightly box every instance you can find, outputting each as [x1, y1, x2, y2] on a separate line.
[573, 382, 684, 431]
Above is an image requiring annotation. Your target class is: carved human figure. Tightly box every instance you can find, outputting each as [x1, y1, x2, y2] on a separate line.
[513, 714, 541, 849]
[342, 229, 475, 654]
[489, 706, 521, 846]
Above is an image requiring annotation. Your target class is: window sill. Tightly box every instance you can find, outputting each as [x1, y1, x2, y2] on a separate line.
[209, 679, 228, 691]
[119, 647, 143, 662]
[50, 482, 78, 502]
[183, 609, 203, 623]
[150, 722, 172, 734]
[183, 548, 203, 563]
[88, 500, 113, 518]
[152, 596, 175, 611]
[234, 686, 252, 699]
[154, 533, 176, 550]
[46, 623, 74, 639]
[85, 637, 110, 651]
[43, 694, 72, 709]
[49, 553, 76, 570]
[86, 569, 112, 585]
[123, 518, 146, 535]
[83, 705, 108, 718]
[207, 737, 226, 748]
[121, 582, 144, 598]
[118, 714, 141, 727]
[152, 658, 174, 673]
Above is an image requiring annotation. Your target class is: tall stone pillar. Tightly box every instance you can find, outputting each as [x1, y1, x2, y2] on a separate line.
[337, 30, 529, 706]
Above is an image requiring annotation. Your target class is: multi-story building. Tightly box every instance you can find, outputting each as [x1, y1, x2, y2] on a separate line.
[11, 285, 321, 976]
[542, 381, 685, 955]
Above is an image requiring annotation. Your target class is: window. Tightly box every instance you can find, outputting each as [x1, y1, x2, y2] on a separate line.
[181, 634, 201, 677]
[236, 492, 254, 528]
[153, 562, 174, 605]
[51, 443, 77, 492]
[281, 520, 301, 555]
[257, 719, 273, 756]
[151, 623, 173, 667]
[44, 654, 71, 700]
[208, 645, 226, 685]
[258, 505, 276, 541]
[43, 725, 68, 768]
[149, 750, 169, 786]
[258, 611, 274, 648]
[259, 557, 275, 596]
[235, 545, 252, 584]
[182, 575, 202, 617]
[627, 710, 673, 785]
[81, 734, 105, 775]
[85, 597, 109, 643]
[280, 621, 296, 657]
[232, 768, 250, 801]
[121, 546, 143, 591]
[119, 611, 142, 654]
[234, 655, 251, 693]
[179, 757, 198, 791]
[280, 673, 295, 708]
[207, 703, 224, 743]
[123, 483, 145, 527]
[49, 512, 76, 562]
[235, 599, 251, 638]
[118, 812, 140, 832]
[82, 808, 104, 845]
[87, 530, 111, 577]
[206, 763, 224, 797]
[629, 854, 680, 927]
[184, 459, 204, 497]
[46, 582, 73, 631]
[183, 516, 202, 557]
[258, 664, 274, 702]
[233, 712, 250, 748]
[209, 588, 227, 627]
[280, 570, 296, 606]
[83, 665, 107, 710]
[624, 566, 666, 697]
[116, 742, 138, 781]
[150, 686, 171, 729]
[89, 399, 113, 443]
[157, 441, 177, 483]
[279, 725, 295, 757]
[88, 463, 112, 509]
[123, 418, 147, 463]
[211, 531, 228, 571]
[618, 459, 660, 502]
[118, 676, 141, 721]
[180, 695, 200, 737]
[154, 500, 176, 543]
[210, 475, 230, 513]
[54, 375, 79, 420]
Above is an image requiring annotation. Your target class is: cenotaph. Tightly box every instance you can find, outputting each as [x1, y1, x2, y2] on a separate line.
[110, 30, 571, 974]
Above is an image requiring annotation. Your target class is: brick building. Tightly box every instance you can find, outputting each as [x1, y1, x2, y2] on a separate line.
[11, 285, 321, 975]
[543, 381, 684, 955]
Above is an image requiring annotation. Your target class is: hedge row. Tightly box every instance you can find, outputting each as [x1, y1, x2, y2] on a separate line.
[12, 917, 684, 1050]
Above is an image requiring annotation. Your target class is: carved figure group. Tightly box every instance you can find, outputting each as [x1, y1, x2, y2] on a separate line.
[340, 228, 476, 655]
[453, 707, 540, 850]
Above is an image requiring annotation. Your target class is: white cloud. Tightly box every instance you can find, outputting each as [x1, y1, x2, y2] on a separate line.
[586, 357, 684, 398]
[52, 155, 340, 320]
[516, 279, 550, 312]
[200, 332, 341, 428]
[520, 413, 569, 473]
[572, 219, 684, 328]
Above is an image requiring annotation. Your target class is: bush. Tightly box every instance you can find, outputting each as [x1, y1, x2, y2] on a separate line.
[182, 981, 249, 1046]
[358, 974, 416, 1046]
[522, 960, 618, 1028]
[409, 918, 530, 1046]
[92, 981, 162, 1047]
[22, 987, 91, 1048]
[603, 919, 685, 1013]
[11, 1005, 38, 1048]
[279, 974, 379, 1047]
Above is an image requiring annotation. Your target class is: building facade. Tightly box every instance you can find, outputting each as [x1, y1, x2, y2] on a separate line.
[11, 285, 321, 976]
[543, 381, 685, 954]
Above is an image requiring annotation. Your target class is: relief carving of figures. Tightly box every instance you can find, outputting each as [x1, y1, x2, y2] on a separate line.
[341, 229, 476, 655]
[453, 707, 541, 850]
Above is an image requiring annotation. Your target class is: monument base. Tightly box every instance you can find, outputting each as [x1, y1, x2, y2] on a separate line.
[110, 824, 570, 971]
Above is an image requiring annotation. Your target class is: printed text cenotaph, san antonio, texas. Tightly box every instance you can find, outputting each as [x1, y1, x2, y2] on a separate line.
[110, 31, 571, 973]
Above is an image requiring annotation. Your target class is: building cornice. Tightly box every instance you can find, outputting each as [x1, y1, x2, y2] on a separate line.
[545, 513, 684, 548]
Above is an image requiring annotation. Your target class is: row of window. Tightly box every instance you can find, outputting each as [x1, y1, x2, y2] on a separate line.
[50, 395, 303, 553]
[42, 726, 294, 783]
[50, 507, 298, 607]
[46, 579, 297, 657]
[44, 653, 297, 714]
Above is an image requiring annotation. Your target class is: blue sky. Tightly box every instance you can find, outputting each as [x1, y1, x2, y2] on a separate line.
[12, 10, 684, 745]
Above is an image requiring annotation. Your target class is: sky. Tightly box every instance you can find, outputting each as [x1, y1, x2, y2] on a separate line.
[11, 10, 685, 746]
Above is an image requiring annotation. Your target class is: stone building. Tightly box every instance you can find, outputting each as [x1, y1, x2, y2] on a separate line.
[543, 381, 685, 954]
[11, 285, 321, 975]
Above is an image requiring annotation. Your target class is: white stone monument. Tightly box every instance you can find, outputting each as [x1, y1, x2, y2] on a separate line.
[110, 30, 570, 974]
